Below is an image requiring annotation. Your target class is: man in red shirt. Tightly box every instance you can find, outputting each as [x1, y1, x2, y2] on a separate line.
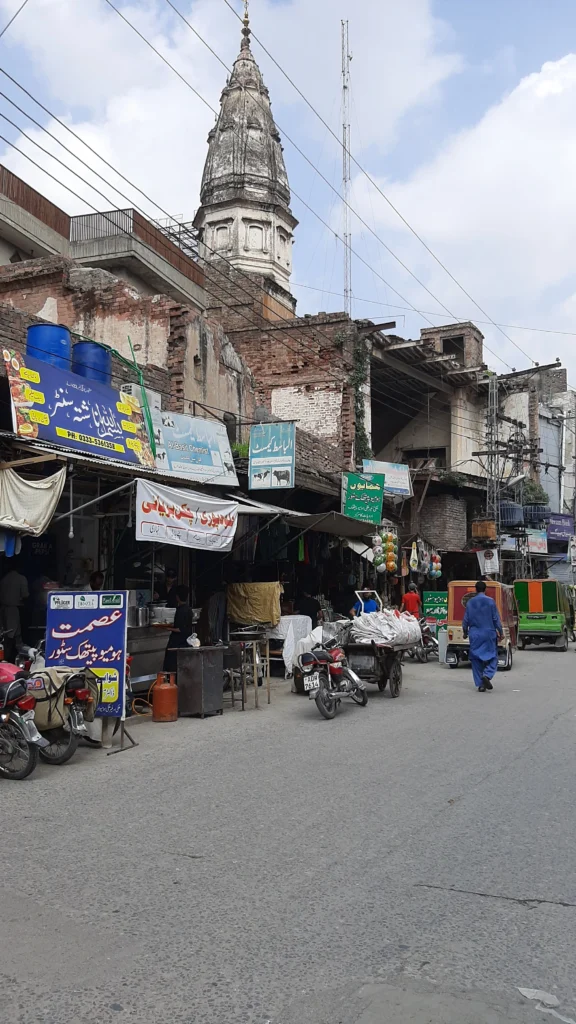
[401, 584, 422, 617]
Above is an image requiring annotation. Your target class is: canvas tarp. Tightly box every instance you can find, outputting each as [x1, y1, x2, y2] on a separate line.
[227, 582, 283, 626]
[0, 466, 66, 536]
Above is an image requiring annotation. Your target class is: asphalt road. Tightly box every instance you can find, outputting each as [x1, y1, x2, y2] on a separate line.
[3, 649, 576, 1024]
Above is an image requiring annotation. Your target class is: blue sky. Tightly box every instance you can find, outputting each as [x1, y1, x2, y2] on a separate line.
[0, 0, 575, 377]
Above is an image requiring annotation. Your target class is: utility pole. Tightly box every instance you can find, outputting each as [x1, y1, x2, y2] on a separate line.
[485, 375, 500, 546]
[341, 20, 352, 317]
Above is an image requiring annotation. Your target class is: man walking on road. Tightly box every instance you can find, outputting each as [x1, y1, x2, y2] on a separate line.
[462, 580, 503, 692]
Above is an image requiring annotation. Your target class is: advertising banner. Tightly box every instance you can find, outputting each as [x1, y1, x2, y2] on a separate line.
[135, 478, 238, 551]
[152, 409, 238, 486]
[477, 548, 500, 575]
[547, 514, 574, 541]
[341, 472, 385, 524]
[249, 422, 295, 490]
[527, 529, 548, 554]
[45, 590, 128, 718]
[362, 459, 412, 497]
[3, 348, 155, 469]
[423, 591, 448, 633]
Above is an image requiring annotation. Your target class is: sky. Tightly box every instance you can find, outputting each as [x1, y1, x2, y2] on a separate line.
[0, 0, 575, 379]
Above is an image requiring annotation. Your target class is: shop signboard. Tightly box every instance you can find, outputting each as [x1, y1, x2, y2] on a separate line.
[135, 478, 238, 551]
[3, 348, 155, 469]
[44, 590, 128, 718]
[423, 591, 448, 634]
[341, 472, 385, 525]
[249, 422, 295, 490]
[152, 410, 238, 486]
[362, 459, 412, 497]
[547, 514, 574, 541]
[477, 548, 500, 575]
[527, 529, 548, 554]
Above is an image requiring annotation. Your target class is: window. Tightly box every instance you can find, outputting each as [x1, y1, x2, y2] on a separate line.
[214, 225, 229, 250]
[402, 447, 447, 470]
[441, 335, 464, 360]
[249, 224, 264, 250]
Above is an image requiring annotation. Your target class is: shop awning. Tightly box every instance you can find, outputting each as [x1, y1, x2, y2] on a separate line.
[347, 538, 374, 562]
[282, 511, 374, 539]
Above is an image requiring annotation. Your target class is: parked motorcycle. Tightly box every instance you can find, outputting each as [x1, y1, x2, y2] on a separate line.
[297, 637, 367, 720]
[409, 619, 439, 663]
[0, 675, 49, 780]
[28, 667, 97, 765]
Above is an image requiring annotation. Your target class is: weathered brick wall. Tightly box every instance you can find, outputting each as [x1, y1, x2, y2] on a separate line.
[419, 494, 467, 551]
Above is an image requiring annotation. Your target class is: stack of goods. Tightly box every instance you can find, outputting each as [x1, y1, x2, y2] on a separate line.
[372, 529, 399, 575]
[351, 610, 421, 647]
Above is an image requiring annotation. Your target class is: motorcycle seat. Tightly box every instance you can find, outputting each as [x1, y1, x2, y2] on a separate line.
[307, 649, 334, 664]
[0, 678, 28, 704]
[65, 675, 86, 692]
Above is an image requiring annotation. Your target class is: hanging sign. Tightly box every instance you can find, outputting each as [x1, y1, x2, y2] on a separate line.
[362, 459, 412, 497]
[341, 472, 385, 524]
[3, 348, 155, 469]
[135, 478, 238, 551]
[249, 422, 295, 489]
[423, 591, 448, 633]
[477, 548, 500, 575]
[44, 590, 128, 718]
[152, 410, 238, 486]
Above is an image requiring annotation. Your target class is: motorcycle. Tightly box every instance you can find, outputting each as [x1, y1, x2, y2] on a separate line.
[0, 675, 49, 780]
[409, 619, 439, 663]
[297, 637, 367, 720]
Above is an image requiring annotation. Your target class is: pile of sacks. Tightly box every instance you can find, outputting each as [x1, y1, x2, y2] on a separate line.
[351, 610, 421, 647]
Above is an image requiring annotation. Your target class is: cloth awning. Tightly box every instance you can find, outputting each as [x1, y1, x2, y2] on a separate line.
[282, 511, 374, 539]
[347, 538, 374, 562]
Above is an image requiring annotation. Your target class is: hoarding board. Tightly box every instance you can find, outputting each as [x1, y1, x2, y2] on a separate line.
[423, 591, 448, 633]
[362, 459, 412, 497]
[152, 409, 238, 486]
[547, 514, 574, 541]
[3, 348, 154, 469]
[341, 472, 385, 524]
[45, 590, 128, 718]
[249, 422, 295, 490]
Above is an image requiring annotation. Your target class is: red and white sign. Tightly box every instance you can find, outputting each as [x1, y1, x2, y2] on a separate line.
[136, 478, 238, 552]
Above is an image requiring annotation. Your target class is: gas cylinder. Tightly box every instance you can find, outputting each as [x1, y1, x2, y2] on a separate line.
[152, 672, 178, 722]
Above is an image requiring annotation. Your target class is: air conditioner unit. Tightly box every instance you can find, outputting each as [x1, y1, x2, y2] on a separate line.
[122, 383, 162, 412]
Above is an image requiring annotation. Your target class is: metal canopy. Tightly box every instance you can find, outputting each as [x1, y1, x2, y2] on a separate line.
[282, 511, 373, 538]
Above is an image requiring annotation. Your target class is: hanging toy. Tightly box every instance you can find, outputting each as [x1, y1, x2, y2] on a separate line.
[410, 541, 418, 571]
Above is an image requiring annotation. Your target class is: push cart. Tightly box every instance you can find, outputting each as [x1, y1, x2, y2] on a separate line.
[345, 639, 415, 697]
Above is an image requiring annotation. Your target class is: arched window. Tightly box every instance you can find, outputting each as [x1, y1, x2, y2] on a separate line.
[215, 225, 229, 250]
[249, 224, 264, 250]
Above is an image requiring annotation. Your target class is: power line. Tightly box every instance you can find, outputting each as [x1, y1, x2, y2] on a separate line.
[0, 0, 29, 40]
[219, 0, 537, 368]
[293, 280, 576, 343]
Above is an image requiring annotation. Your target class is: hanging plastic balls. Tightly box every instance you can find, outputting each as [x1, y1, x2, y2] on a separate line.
[373, 553, 385, 567]
[376, 562, 387, 574]
[373, 544, 383, 557]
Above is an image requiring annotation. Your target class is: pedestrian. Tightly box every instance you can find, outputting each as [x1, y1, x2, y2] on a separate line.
[155, 585, 194, 675]
[462, 580, 503, 692]
[83, 571, 104, 592]
[0, 560, 29, 653]
[350, 592, 379, 616]
[295, 589, 322, 625]
[401, 583, 422, 617]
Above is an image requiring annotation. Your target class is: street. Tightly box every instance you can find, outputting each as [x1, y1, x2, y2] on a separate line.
[3, 651, 576, 1024]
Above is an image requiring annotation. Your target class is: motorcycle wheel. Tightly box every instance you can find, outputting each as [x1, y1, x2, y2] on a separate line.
[415, 644, 428, 663]
[350, 686, 368, 706]
[315, 675, 337, 720]
[0, 721, 38, 780]
[39, 727, 80, 765]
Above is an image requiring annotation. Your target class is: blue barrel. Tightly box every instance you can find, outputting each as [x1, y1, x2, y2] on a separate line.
[26, 323, 71, 371]
[500, 501, 524, 527]
[524, 503, 551, 525]
[72, 341, 112, 385]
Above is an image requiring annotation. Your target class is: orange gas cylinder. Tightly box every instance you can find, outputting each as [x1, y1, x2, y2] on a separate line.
[152, 672, 178, 722]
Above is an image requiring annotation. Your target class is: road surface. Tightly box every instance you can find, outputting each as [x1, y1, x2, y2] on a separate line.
[3, 650, 576, 1023]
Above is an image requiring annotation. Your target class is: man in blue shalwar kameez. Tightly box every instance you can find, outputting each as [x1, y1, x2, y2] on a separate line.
[462, 580, 503, 692]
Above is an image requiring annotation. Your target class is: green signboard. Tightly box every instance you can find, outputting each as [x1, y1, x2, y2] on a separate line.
[423, 591, 448, 633]
[341, 472, 385, 524]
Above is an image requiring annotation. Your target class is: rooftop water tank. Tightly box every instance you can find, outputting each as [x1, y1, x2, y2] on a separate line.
[26, 323, 71, 372]
[524, 504, 551, 525]
[72, 341, 112, 386]
[499, 501, 524, 527]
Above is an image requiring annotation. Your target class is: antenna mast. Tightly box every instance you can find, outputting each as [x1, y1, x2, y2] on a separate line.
[341, 20, 352, 317]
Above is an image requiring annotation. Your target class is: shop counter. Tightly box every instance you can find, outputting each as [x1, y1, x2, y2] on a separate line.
[128, 626, 169, 693]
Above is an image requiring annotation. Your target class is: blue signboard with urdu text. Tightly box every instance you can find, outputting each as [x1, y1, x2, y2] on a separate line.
[3, 348, 155, 469]
[249, 422, 296, 490]
[45, 591, 128, 718]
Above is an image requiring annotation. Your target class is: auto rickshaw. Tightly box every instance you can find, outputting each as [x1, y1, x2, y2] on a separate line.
[445, 580, 517, 671]
[513, 578, 573, 650]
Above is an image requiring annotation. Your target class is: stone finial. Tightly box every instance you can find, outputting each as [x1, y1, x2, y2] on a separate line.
[241, 0, 251, 51]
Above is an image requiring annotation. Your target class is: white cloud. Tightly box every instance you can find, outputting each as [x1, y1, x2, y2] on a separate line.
[351, 54, 576, 374]
[0, 0, 461, 222]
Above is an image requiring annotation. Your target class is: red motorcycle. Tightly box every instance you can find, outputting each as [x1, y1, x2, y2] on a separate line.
[0, 675, 49, 780]
[297, 638, 367, 720]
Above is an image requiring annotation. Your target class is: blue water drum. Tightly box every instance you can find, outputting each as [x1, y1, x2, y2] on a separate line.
[71, 341, 112, 385]
[26, 323, 72, 371]
[499, 501, 524, 527]
[524, 503, 551, 525]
